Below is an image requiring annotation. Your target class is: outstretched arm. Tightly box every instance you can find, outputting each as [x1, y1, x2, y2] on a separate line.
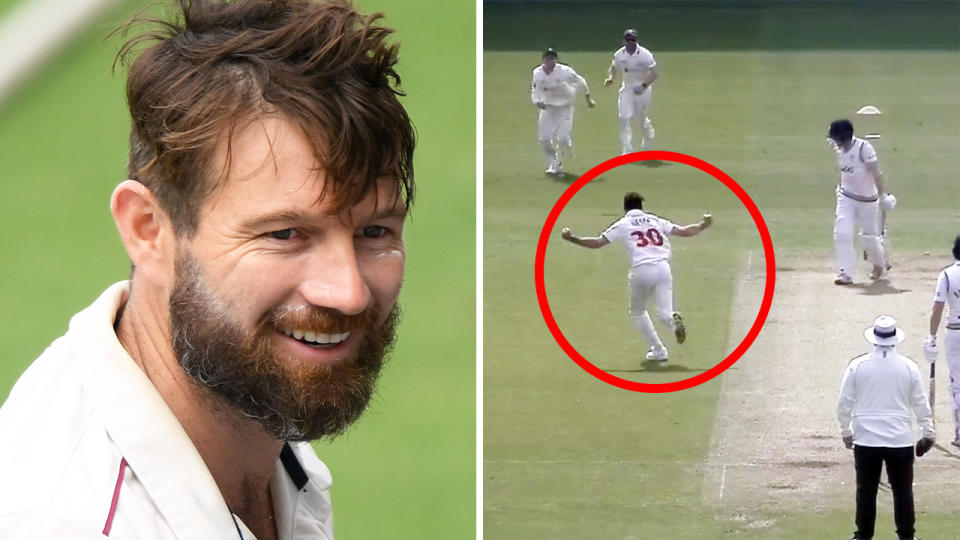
[671, 214, 713, 237]
[561, 228, 610, 249]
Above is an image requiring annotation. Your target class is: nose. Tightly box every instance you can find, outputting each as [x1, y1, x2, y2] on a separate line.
[298, 236, 372, 316]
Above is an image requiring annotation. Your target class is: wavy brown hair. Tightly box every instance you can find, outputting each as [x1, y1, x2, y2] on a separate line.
[114, 0, 415, 236]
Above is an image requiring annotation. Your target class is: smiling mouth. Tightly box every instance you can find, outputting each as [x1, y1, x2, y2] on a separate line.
[278, 327, 351, 349]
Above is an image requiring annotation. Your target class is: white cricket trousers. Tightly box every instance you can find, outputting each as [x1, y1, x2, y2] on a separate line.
[537, 105, 574, 167]
[944, 329, 960, 442]
[834, 193, 884, 277]
[627, 260, 675, 348]
[617, 86, 654, 153]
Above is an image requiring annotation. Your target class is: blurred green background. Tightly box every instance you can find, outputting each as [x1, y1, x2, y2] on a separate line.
[0, 0, 474, 538]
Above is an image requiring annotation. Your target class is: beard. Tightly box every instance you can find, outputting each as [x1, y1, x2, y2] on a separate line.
[168, 250, 399, 442]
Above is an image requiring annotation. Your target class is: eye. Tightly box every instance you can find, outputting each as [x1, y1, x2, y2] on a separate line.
[360, 225, 387, 239]
[269, 229, 296, 240]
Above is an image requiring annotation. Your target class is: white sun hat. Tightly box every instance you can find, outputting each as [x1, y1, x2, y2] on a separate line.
[863, 315, 905, 346]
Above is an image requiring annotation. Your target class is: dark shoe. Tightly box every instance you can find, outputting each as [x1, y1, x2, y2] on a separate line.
[672, 312, 686, 344]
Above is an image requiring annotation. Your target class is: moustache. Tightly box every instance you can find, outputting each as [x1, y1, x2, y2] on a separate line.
[263, 304, 379, 337]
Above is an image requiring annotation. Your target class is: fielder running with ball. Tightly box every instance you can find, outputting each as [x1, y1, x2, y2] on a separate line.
[603, 29, 657, 155]
[828, 119, 896, 285]
[561, 192, 712, 362]
[922, 234, 960, 449]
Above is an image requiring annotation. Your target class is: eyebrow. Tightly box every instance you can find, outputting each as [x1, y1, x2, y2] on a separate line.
[239, 205, 408, 230]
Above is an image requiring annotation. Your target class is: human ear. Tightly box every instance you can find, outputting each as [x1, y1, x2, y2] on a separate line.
[110, 180, 175, 285]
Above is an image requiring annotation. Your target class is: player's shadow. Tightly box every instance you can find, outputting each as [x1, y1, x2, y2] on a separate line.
[632, 159, 672, 168]
[852, 279, 911, 296]
[545, 172, 605, 184]
[934, 443, 960, 460]
[606, 361, 710, 373]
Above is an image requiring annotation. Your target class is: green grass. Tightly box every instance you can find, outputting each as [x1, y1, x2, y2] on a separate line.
[484, 2, 959, 539]
[0, 1, 474, 538]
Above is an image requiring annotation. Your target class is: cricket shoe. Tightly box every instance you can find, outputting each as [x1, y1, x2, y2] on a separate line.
[645, 346, 668, 362]
[869, 264, 885, 280]
[672, 312, 686, 344]
[545, 164, 558, 176]
[951, 439, 960, 449]
[834, 273, 853, 285]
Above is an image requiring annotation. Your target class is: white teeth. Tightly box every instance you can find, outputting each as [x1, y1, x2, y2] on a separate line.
[281, 328, 351, 345]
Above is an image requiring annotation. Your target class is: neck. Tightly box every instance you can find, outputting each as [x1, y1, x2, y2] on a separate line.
[116, 282, 282, 540]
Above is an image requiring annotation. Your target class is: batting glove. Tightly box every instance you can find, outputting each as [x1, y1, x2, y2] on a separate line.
[880, 193, 897, 210]
[916, 437, 934, 457]
[922, 335, 938, 363]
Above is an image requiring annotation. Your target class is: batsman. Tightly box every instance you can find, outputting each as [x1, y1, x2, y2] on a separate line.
[923, 234, 960, 449]
[827, 119, 896, 285]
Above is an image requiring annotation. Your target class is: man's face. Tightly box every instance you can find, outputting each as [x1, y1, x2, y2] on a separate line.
[542, 55, 557, 71]
[169, 116, 406, 441]
[624, 35, 638, 53]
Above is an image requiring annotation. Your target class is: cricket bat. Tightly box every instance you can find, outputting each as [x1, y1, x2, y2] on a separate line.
[929, 361, 936, 425]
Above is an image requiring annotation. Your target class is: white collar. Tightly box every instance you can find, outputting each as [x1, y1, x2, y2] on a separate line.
[71, 282, 329, 539]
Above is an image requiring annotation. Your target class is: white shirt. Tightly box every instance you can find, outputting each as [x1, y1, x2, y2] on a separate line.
[0, 282, 334, 539]
[610, 45, 656, 91]
[601, 209, 677, 267]
[934, 261, 960, 328]
[837, 347, 934, 447]
[835, 137, 879, 200]
[530, 63, 590, 108]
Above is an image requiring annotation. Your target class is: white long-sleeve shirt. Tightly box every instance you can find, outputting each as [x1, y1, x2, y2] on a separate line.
[0, 282, 334, 539]
[837, 346, 934, 447]
[609, 45, 656, 91]
[530, 63, 590, 108]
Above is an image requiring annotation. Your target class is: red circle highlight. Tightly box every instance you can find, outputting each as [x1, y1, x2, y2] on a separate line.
[534, 150, 776, 393]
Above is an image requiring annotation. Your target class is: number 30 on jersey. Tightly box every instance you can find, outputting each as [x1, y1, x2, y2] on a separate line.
[631, 228, 663, 247]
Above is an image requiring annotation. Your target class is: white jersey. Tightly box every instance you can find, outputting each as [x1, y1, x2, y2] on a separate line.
[601, 209, 676, 267]
[0, 283, 334, 539]
[934, 261, 960, 328]
[610, 45, 656, 91]
[530, 63, 589, 108]
[835, 137, 879, 200]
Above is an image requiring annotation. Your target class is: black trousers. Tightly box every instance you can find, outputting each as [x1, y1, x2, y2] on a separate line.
[853, 445, 915, 540]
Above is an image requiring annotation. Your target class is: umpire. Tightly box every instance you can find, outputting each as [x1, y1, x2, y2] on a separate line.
[837, 315, 935, 540]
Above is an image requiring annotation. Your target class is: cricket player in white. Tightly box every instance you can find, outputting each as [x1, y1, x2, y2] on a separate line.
[561, 192, 712, 361]
[922, 234, 960, 448]
[828, 119, 896, 285]
[531, 48, 595, 176]
[603, 29, 657, 155]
